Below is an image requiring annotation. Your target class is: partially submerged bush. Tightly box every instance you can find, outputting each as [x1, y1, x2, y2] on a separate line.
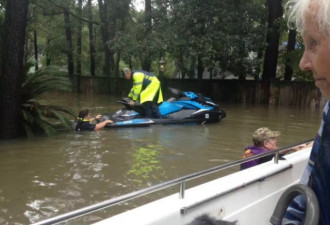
[21, 63, 75, 137]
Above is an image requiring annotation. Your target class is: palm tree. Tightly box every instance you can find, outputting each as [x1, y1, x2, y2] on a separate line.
[21, 63, 75, 137]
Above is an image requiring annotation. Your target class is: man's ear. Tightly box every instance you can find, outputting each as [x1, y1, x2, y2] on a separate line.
[263, 140, 269, 148]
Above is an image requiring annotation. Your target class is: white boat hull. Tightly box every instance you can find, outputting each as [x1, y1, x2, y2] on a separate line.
[94, 148, 311, 225]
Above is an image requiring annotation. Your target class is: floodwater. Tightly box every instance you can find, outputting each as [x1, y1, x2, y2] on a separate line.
[0, 92, 323, 225]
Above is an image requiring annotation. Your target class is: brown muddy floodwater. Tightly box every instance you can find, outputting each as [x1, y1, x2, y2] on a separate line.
[0, 92, 323, 225]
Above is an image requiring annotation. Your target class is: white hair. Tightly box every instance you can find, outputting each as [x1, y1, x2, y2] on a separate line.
[122, 67, 131, 74]
[285, 0, 330, 33]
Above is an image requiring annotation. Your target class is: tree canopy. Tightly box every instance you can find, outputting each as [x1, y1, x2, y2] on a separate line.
[1, 0, 311, 80]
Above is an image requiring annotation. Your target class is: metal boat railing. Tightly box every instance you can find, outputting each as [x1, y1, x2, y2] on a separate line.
[32, 139, 313, 225]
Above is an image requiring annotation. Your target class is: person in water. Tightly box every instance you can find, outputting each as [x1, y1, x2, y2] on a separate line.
[75, 109, 113, 131]
[241, 127, 311, 170]
[283, 0, 330, 224]
[240, 127, 280, 170]
[122, 68, 163, 118]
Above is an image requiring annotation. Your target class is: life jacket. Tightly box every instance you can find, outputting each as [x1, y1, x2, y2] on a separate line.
[128, 70, 163, 104]
[240, 146, 272, 170]
[75, 118, 89, 131]
[133, 70, 155, 89]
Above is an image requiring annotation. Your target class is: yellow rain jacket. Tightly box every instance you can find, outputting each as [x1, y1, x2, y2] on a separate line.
[128, 70, 163, 104]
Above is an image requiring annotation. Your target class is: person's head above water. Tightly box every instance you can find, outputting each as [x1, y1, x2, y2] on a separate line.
[252, 127, 280, 149]
[78, 109, 89, 119]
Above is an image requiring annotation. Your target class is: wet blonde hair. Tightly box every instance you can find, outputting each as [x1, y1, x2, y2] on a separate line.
[286, 0, 330, 33]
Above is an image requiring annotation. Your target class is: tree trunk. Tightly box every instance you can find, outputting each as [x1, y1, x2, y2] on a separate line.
[142, 0, 152, 71]
[254, 50, 263, 80]
[209, 68, 213, 80]
[284, 29, 297, 81]
[76, 0, 83, 93]
[188, 56, 195, 79]
[98, 0, 111, 76]
[115, 5, 128, 78]
[178, 52, 185, 79]
[0, 0, 30, 139]
[197, 56, 204, 79]
[63, 11, 74, 79]
[262, 0, 283, 81]
[197, 55, 204, 91]
[115, 52, 121, 78]
[107, 5, 116, 76]
[46, 39, 51, 66]
[142, 55, 151, 72]
[34, 30, 38, 71]
[76, 0, 82, 76]
[87, 0, 96, 76]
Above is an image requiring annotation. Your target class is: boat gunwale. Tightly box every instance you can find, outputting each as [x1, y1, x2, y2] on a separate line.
[31, 138, 313, 225]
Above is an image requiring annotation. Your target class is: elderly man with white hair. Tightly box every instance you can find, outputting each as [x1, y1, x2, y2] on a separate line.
[284, 0, 330, 224]
[122, 68, 163, 118]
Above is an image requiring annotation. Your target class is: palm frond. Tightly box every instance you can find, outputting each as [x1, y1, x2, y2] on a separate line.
[22, 72, 72, 101]
[21, 64, 76, 137]
[22, 100, 75, 135]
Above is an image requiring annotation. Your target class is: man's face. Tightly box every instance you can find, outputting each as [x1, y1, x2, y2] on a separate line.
[264, 137, 277, 150]
[124, 72, 131, 80]
[300, 4, 330, 100]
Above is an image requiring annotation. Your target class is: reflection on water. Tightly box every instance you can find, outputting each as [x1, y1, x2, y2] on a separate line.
[0, 93, 324, 224]
[127, 144, 165, 186]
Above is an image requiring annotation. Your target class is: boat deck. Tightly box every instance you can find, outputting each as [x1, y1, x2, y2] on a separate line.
[93, 148, 311, 225]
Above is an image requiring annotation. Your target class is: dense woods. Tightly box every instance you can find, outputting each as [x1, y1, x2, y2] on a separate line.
[0, 0, 313, 139]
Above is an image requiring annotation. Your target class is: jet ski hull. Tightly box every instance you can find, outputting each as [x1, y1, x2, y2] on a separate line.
[102, 89, 226, 128]
[104, 110, 226, 128]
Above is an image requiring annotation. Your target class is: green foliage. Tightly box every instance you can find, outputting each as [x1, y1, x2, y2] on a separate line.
[278, 30, 313, 81]
[21, 100, 75, 137]
[288, 50, 313, 81]
[148, 0, 268, 79]
[0, 1, 4, 24]
[21, 62, 75, 137]
[20, 0, 307, 82]
[278, 45, 313, 81]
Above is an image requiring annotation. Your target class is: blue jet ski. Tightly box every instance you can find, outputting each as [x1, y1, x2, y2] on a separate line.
[102, 88, 226, 128]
